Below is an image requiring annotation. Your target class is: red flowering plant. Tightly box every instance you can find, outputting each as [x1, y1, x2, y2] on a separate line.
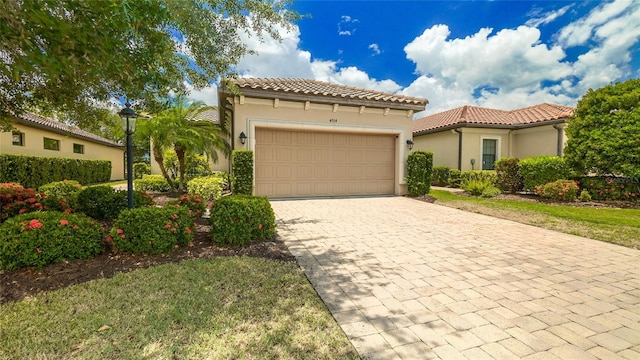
[535, 180, 580, 202]
[579, 176, 640, 201]
[110, 206, 194, 254]
[167, 194, 206, 219]
[0, 183, 44, 223]
[0, 211, 105, 270]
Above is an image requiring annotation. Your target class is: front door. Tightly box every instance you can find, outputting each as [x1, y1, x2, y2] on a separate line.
[482, 139, 497, 170]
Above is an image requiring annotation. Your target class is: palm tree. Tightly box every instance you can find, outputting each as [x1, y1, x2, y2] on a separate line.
[137, 97, 230, 191]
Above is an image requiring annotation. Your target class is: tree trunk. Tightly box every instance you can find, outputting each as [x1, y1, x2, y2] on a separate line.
[152, 144, 175, 191]
[175, 144, 187, 192]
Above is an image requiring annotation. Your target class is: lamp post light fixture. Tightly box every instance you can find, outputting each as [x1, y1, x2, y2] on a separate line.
[118, 101, 138, 209]
[239, 131, 247, 145]
[406, 139, 414, 150]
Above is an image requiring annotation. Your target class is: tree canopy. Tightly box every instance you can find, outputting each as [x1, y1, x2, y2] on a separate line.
[0, 0, 297, 130]
[564, 78, 640, 178]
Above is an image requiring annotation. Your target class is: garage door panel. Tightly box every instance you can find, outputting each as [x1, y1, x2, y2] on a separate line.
[255, 128, 394, 198]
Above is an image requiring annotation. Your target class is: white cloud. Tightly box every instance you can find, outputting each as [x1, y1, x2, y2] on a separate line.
[368, 43, 381, 55]
[185, 82, 218, 106]
[557, 0, 633, 47]
[526, 4, 572, 27]
[313, 63, 401, 93]
[338, 15, 358, 36]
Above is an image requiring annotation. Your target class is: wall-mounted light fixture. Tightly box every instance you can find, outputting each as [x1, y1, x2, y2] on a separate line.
[239, 131, 247, 145]
[406, 139, 414, 150]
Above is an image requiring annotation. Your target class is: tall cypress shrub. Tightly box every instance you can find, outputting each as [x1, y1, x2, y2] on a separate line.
[405, 151, 434, 196]
[231, 150, 253, 195]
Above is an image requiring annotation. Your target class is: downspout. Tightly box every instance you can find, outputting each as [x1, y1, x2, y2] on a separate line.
[553, 123, 564, 157]
[454, 128, 462, 170]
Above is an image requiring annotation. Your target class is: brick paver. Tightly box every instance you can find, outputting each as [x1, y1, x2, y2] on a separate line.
[271, 197, 640, 359]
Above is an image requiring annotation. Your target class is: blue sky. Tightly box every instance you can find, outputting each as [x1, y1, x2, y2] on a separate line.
[189, 0, 640, 117]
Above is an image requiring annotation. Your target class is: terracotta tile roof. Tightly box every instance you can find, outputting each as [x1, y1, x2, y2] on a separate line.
[15, 112, 124, 148]
[413, 103, 574, 135]
[190, 109, 219, 124]
[226, 78, 428, 110]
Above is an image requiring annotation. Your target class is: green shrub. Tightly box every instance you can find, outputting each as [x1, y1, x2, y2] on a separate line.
[167, 194, 206, 219]
[0, 154, 111, 188]
[432, 166, 450, 187]
[578, 176, 640, 201]
[535, 180, 580, 201]
[495, 157, 523, 193]
[187, 175, 225, 202]
[213, 171, 230, 191]
[579, 190, 592, 202]
[462, 178, 498, 196]
[461, 170, 497, 186]
[134, 174, 172, 192]
[39, 180, 82, 208]
[110, 206, 194, 254]
[76, 186, 154, 220]
[481, 186, 502, 198]
[0, 211, 104, 270]
[133, 162, 151, 179]
[231, 150, 254, 195]
[520, 156, 570, 192]
[448, 169, 462, 188]
[210, 195, 276, 245]
[405, 151, 434, 196]
[0, 183, 44, 222]
[164, 150, 213, 181]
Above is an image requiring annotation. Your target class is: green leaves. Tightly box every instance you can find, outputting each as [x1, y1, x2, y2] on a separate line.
[231, 150, 254, 195]
[405, 151, 434, 196]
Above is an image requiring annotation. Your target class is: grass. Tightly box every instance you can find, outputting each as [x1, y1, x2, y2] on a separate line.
[428, 189, 640, 249]
[0, 257, 358, 359]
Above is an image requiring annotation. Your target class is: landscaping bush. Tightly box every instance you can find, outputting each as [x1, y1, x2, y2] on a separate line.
[520, 156, 570, 192]
[134, 174, 172, 192]
[187, 175, 225, 202]
[405, 151, 434, 196]
[39, 180, 82, 209]
[460, 170, 497, 186]
[462, 178, 499, 196]
[110, 206, 194, 255]
[0, 211, 104, 270]
[133, 162, 151, 179]
[0, 154, 110, 188]
[481, 186, 502, 198]
[210, 195, 276, 245]
[448, 169, 462, 188]
[164, 150, 213, 181]
[0, 183, 44, 223]
[231, 150, 254, 195]
[75, 186, 154, 220]
[578, 176, 640, 201]
[495, 157, 523, 193]
[579, 190, 592, 202]
[432, 166, 450, 187]
[535, 180, 580, 202]
[167, 194, 206, 219]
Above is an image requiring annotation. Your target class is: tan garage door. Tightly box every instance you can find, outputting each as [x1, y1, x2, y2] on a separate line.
[255, 128, 395, 198]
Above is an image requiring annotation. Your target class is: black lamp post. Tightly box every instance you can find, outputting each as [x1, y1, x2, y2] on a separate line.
[118, 102, 138, 209]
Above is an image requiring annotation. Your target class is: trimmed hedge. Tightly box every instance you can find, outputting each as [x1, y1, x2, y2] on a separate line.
[520, 156, 570, 192]
[231, 150, 253, 195]
[134, 174, 172, 192]
[495, 157, 523, 193]
[406, 151, 434, 196]
[110, 206, 195, 254]
[39, 180, 82, 209]
[210, 195, 276, 245]
[75, 186, 154, 220]
[0, 154, 111, 189]
[448, 169, 462, 188]
[0, 211, 104, 270]
[187, 175, 225, 201]
[432, 166, 450, 187]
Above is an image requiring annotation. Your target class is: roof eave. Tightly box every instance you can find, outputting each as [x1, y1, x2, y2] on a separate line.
[413, 118, 568, 136]
[14, 118, 125, 149]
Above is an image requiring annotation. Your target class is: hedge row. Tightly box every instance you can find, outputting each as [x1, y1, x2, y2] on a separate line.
[0, 154, 111, 188]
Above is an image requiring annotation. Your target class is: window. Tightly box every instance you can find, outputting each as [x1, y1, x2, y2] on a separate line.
[43, 137, 60, 151]
[482, 138, 498, 170]
[12, 132, 24, 146]
[73, 143, 84, 154]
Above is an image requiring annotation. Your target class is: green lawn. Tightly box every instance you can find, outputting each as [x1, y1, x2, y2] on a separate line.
[429, 190, 640, 249]
[0, 257, 358, 360]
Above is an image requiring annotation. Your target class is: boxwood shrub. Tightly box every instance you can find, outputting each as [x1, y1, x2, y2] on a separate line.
[520, 156, 570, 192]
[210, 195, 276, 245]
[75, 186, 154, 220]
[110, 206, 194, 254]
[0, 211, 104, 270]
[134, 174, 172, 192]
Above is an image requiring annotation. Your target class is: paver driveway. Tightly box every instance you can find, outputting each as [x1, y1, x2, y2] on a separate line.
[271, 197, 640, 360]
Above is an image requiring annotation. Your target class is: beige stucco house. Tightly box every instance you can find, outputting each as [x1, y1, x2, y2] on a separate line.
[0, 112, 125, 180]
[412, 104, 574, 171]
[216, 78, 428, 198]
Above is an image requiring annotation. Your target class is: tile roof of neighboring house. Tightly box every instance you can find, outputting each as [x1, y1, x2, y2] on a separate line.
[15, 112, 124, 148]
[224, 78, 428, 111]
[413, 103, 574, 135]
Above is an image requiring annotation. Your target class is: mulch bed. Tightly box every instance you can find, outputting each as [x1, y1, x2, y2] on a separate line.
[0, 192, 296, 304]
